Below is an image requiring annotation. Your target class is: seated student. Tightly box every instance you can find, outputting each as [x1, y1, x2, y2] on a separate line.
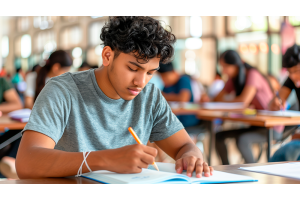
[0, 77, 23, 178]
[16, 16, 213, 179]
[214, 50, 281, 165]
[269, 44, 300, 162]
[24, 51, 72, 109]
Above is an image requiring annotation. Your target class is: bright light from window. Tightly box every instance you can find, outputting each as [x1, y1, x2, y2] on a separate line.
[185, 50, 196, 59]
[185, 38, 202, 49]
[21, 34, 31, 58]
[259, 42, 269, 53]
[95, 45, 103, 56]
[44, 41, 57, 53]
[235, 17, 252, 31]
[72, 47, 82, 58]
[91, 16, 103, 19]
[73, 58, 82, 68]
[190, 16, 202, 37]
[185, 60, 196, 75]
[249, 43, 258, 54]
[239, 44, 248, 54]
[1, 36, 9, 58]
[271, 44, 280, 54]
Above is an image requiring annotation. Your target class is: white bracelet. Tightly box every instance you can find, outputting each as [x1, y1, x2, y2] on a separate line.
[76, 151, 92, 177]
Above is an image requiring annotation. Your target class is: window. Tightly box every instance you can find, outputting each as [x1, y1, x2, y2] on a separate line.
[33, 16, 57, 30]
[289, 16, 300, 26]
[227, 16, 268, 34]
[1, 36, 9, 58]
[17, 17, 30, 32]
[89, 21, 106, 47]
[34, 30, 56, 53]
[60, 26, 82, 50]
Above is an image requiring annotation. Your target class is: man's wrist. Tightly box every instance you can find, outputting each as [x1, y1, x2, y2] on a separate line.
[87, 150, 109, 171]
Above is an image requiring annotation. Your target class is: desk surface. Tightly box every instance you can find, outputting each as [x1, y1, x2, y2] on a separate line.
[0, 115, 26, 131]
[1, 162, 299, 184]
[196, 110, 300, 127]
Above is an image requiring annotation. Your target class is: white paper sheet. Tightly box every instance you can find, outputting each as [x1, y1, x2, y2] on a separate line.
[258, 110, 300, 117]
[201, 102, 245, 110]
[239, 162, 300, 180]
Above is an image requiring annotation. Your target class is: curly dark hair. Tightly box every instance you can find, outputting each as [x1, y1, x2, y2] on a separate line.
[283, 44, 300, 68]
[100, 16, 176, 64]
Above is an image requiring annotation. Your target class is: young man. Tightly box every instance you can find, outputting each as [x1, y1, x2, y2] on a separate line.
[16, 16, 213, 179]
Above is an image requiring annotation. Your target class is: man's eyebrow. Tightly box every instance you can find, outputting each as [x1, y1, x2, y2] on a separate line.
[128, 61, 160, 71]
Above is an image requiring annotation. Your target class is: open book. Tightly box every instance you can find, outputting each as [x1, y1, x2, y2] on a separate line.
[81, 162, 257, 184]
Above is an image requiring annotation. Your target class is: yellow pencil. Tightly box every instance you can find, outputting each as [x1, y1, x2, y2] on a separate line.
[128, 127, 159, 171]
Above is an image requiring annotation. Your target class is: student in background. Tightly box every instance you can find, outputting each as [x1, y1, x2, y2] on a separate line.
[214, 50, 281, 165]
[24, 50, 72, 109]
[24, 65, 41, 108]
[269, 44, 300, 162]
[0, 77, 23, 179]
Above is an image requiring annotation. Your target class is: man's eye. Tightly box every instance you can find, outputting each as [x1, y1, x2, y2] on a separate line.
[147, 72, 153, 76]
[128, 67, 137, 72]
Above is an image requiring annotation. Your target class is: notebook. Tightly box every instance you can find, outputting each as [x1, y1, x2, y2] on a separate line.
[81, 162, 257, 184]
[257, 110, 300, 118]
[239, 162, 300, 180]
[201, 102, 245, 110]
[8, 109, 31, 122]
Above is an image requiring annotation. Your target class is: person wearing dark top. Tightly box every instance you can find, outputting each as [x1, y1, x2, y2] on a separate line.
[269, 44, 300, 162]
[158, 62, 200, 128]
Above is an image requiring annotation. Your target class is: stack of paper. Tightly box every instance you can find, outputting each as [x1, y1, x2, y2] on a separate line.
[201, 102, 245, 110]
[82, 162, 257, 184]
[239, 162, 300, 179]
[8, 109, 31, 122]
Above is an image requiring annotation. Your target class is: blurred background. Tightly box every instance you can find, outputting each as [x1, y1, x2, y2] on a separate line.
[1, 16, 300, 167]
[0, 16, 299, 85]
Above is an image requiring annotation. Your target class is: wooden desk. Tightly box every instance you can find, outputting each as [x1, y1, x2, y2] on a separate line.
[0, 115, 27, 132]
[196, 110, 300, 165]
[1, 161, 299, 184]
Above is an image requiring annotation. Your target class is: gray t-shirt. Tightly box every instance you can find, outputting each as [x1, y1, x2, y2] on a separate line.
[22, 69, 184, 152]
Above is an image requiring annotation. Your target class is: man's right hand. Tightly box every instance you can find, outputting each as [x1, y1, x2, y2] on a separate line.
[99, 144, 157, 174]
[268, 96, 286, 111]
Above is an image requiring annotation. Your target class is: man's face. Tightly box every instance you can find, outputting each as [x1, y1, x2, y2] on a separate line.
[107, 52, 160, 100]
[287, 64, 300, 87]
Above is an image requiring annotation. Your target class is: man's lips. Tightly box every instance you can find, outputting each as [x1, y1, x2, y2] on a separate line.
[128, 88, 142, 95]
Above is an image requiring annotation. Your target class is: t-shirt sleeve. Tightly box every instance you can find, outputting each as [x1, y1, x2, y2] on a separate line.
[21, 79, 71, 144]
[223, 79, 234, 93]
[149, 88, 184, 142]
[1, 78, 13, 91]
[283, 77, 295, 90]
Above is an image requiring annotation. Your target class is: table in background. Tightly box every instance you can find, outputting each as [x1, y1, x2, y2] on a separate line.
[196, 110, 300, 165]
[1, 161, 299, 184]
[0, 115, 26, 132]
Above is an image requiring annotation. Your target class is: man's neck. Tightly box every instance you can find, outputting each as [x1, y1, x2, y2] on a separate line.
[94, 66, 121, 100]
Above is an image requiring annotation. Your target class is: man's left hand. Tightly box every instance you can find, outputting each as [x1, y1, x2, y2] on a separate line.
[175, 155, 213, 178]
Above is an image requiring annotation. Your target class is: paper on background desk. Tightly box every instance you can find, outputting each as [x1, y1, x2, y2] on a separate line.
[258, 110, 300, 118]
[239, 162, 300, 180]
[200, 102, 245, 110]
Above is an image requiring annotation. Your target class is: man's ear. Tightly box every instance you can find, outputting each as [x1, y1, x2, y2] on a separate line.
[102, 46, 114, 67]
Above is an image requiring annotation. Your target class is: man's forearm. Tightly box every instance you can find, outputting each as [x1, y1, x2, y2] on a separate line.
[16, 147, 107, 179]
[175, 142, 203, 161]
